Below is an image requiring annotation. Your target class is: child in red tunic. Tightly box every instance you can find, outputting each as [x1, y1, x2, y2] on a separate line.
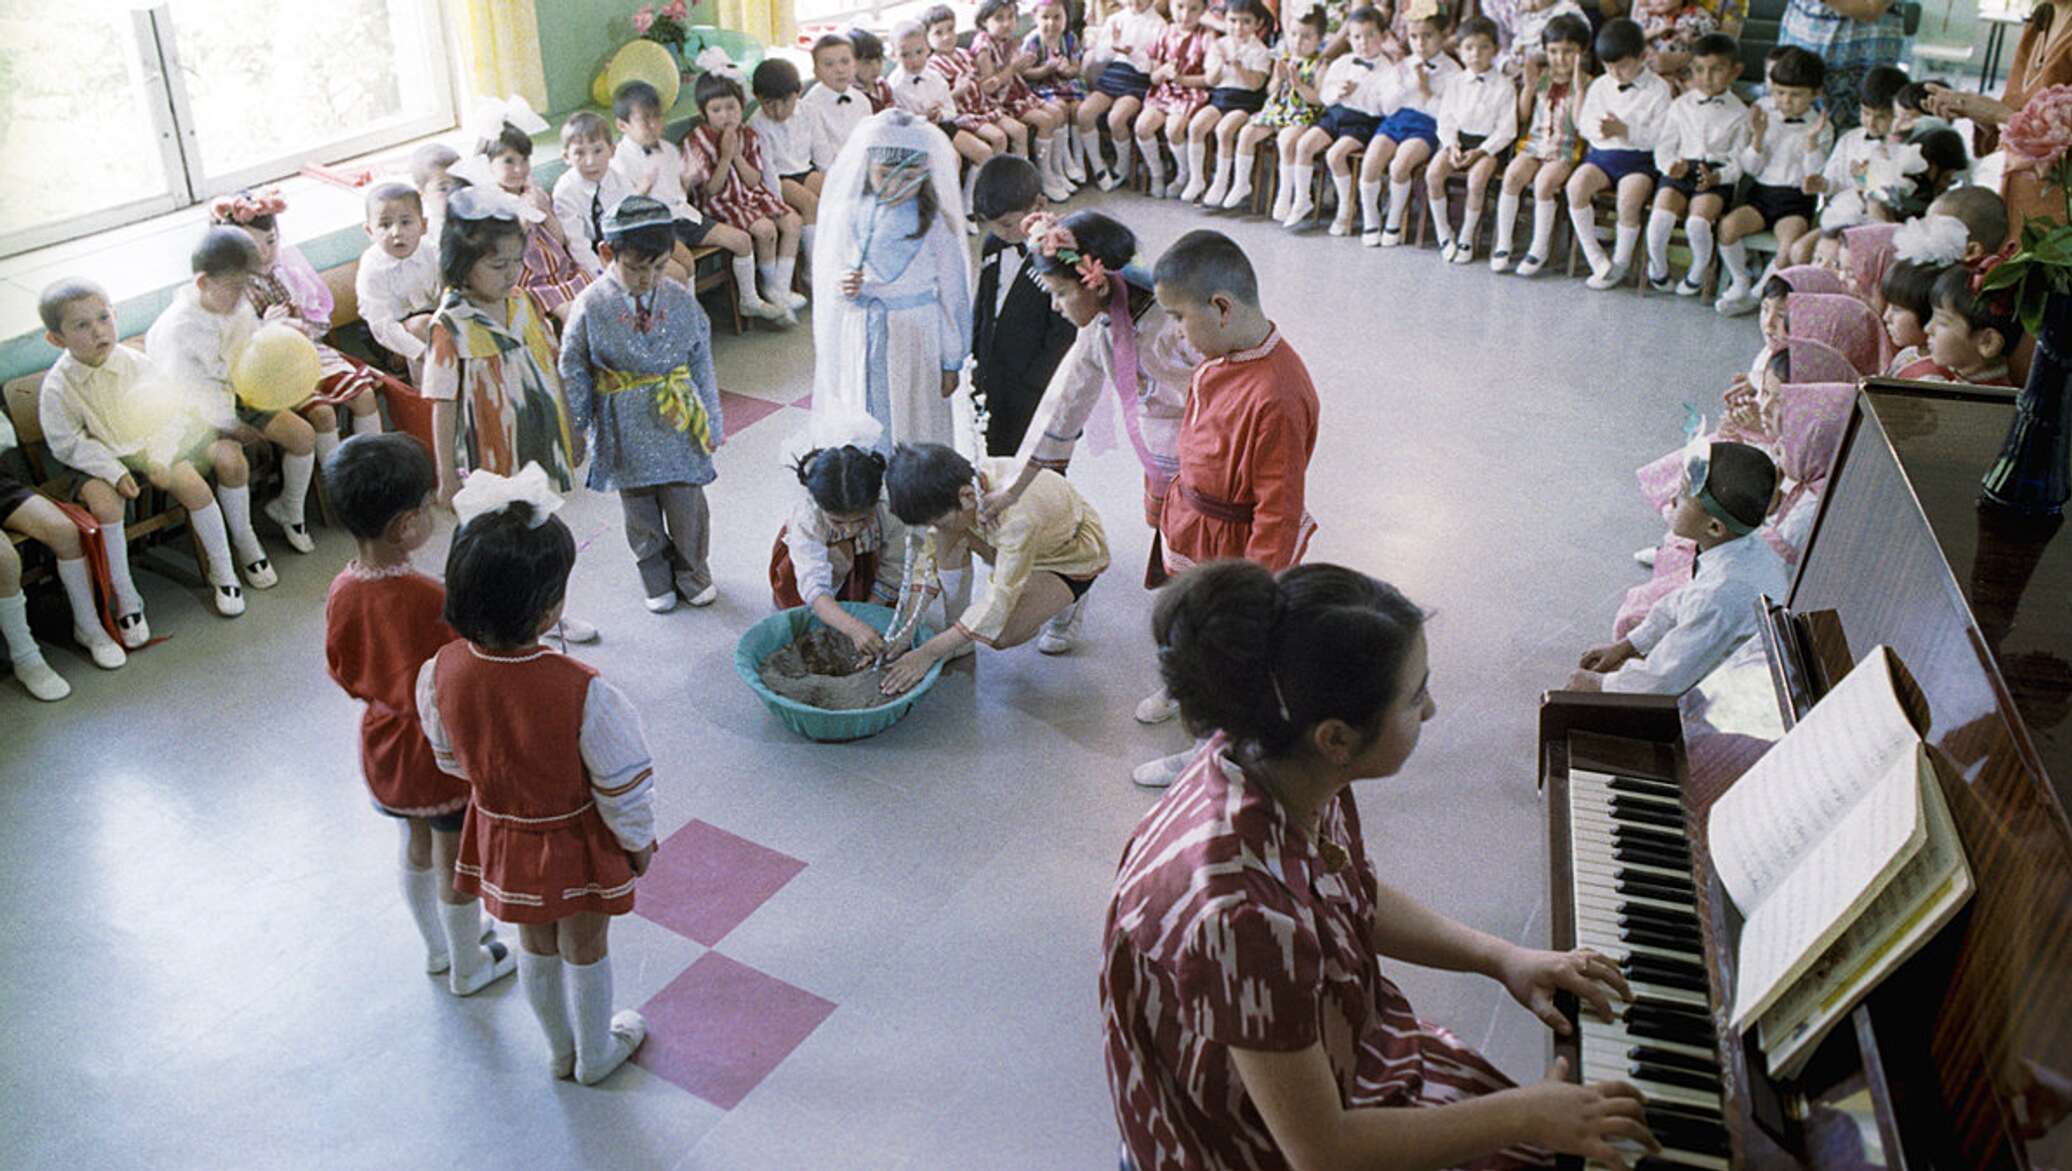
[416, 465, 660, 1085]
[323, 433, 514, 994]
[1136, 229, 1319, 788]
[682, 71, 809, 325]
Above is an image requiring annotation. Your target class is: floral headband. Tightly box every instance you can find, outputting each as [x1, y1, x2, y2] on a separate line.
[1020, 211, 1109, 292]
[1965, 240, 2019, 298]
[210, 188, 288, 225]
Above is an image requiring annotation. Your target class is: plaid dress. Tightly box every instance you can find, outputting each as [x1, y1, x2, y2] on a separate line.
[681, 124, 792, 230]
[510, 183, 592, 316]
[930, 47, 1003, 125]
[1521, 74, 1583, 163]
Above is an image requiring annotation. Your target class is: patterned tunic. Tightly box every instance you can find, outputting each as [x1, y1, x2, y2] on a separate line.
[973, 28, 1046, 116]
[422, 289, 575, 492]
[681, 124, 793, 230]
[559, 271, 725, 493]
[1640, 3, 1721, 56]
[1146, 25, 1218, 118]
[1521, 75, 1583, 163]
[866, 76, 897, 113]
[1102, 739, 1551, 1171]
[1021, 30, 1087, 101]
[1255, 50, 1324, 129]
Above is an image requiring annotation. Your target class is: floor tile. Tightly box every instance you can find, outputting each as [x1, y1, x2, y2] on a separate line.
[637, 819, 807, 946]
[634, 952, 837, 1109]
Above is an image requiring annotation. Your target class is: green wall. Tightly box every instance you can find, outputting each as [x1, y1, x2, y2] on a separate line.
[537, 0, 718, 116]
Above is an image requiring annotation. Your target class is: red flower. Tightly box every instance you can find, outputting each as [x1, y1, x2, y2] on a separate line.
[662, 0, 688, 19]
[633, 6, 655, 33]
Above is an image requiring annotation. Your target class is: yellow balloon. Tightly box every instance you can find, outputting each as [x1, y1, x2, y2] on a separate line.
[231, 324, 323, 413]
[594, 39, 680, 113]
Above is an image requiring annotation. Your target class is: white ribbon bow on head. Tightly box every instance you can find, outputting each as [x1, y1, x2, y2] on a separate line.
[1893, 212, 1969, 266]
[447, 183, 548, 225]
[467, 94, 550, 147]
[694, 47, 744, 84]
[453, 463, 565, 528]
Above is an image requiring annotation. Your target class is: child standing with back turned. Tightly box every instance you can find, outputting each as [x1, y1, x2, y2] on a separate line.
[1136, 230, 1318, 788]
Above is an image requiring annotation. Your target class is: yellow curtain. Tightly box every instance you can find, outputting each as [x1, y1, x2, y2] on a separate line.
[708, 0, 795, 49]
[457, 0, 550, 110]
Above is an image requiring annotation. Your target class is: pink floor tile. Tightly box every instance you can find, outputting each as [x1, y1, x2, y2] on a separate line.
[719, 389, 790, 435]
[633, 952, 837, 1109]
[638, 819, 806, 946]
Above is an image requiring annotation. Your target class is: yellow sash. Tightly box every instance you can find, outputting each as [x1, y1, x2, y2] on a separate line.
[597, 364, 711, 452]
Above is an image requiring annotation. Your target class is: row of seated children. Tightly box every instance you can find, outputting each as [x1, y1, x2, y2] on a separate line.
[1563, 183, 2020, 697]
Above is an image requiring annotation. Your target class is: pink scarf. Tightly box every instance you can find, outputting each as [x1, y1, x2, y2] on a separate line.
[1773, 265, 1850, 297]
[1785, 337, 1861, 386]
[1841, 222, 1900, 310]
[1097, 273, 1172, 484]
[1785, 293, 1882, 376]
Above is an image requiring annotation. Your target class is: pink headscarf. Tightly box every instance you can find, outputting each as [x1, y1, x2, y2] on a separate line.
[1841, 222, 1900, 310]
[1785, 293, 1882, 376]
[1776, 382, 1856, 491]
[1784, 337, 1861, 387]
[1773, 265, 1851, 297]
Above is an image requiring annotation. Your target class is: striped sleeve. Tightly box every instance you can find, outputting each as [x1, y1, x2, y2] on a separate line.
[414, 658, 467, 779]
[580, 677, 657, 851]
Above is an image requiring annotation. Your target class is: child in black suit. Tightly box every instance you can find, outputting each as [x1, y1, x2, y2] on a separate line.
[970, 157, 1080, 458]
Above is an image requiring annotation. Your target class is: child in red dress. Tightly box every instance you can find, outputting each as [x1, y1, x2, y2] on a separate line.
[1136, 229, 1319, 788]
[682, 71, 809, 325]
[416, 465, 660, 1085]
[322, 433, 512, 994]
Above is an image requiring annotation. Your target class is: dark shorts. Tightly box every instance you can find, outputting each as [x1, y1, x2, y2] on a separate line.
[672, 217, 716, 248]
[935, 120, 964, 139]
[778, 169, 814, 185]
[1453, 132, 1510, 162]
[1374, 107, 1438, 147]
[0, 469, 34, 523]
[1739, 180, 1818, 227]
[1659, 161, 1729, 199]
[1582, 146, 1658, 185]
[374, 801, 467, 833]
[1316, 103, 1380, 143]
[1209, 86, 1266, 113]
[1095, 61, 1152, 99]
[1056, 572, 1096, 600]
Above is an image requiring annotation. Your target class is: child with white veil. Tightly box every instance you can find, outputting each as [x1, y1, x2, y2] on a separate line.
[812, 110, 974, 458]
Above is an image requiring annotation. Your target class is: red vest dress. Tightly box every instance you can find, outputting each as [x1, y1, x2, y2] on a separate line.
[323, 566, 468, 817]
[432, 641, 638, 923]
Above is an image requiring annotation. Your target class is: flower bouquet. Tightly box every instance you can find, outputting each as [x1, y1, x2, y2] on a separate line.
[633, 0, 692, 54]
[1979, 84, 2072, 335]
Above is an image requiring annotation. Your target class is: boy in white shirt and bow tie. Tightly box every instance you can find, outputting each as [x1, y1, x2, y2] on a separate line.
[1644, 33, 1747, 294]
[1565, 18, 1672, 290]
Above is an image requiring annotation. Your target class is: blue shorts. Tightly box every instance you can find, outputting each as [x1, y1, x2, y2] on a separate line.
[1317, 103, 1380, 143]
[1095, 61, 1152, 99]
[1374, 107, 1438, 147]
[1583, 147, 1657, 185]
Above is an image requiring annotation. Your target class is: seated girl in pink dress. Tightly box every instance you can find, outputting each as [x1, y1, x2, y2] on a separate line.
[682, 70, 808, 326]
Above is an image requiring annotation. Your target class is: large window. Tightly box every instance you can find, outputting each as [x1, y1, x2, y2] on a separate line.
[0, 0, 454, 258]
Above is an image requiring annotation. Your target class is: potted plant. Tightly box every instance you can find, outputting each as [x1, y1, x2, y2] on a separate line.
[633, 1, 693, 64]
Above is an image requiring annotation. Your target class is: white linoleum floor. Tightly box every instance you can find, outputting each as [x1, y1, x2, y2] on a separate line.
[0, 188, 1755, 1169]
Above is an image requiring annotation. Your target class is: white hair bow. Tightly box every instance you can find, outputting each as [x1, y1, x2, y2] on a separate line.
[446, 184, 547, 225]
[1893, 213, 1969, 266]
[466, 94, 550, 146]
[694, 47, 744, 84]
[1862, 142, 1928, 205]
[453, 463, 565, 528]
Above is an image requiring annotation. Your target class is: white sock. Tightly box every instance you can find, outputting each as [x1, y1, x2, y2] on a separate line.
[1529, 198, 1559, 259]
[313, 427, 341, 468]
[1113, 132, 1134, 177]
[1167, 139, 1189, 189]
[799, 223, 816, 263]
[758, 262, 786, 302]
[568, 954, 620, 1069]
[1495, 190, 1521, 255]
[519, 951, 575, 1070]
[351, 408, 384, 436]
[1720, 239, 1751, 294]
[774, 256, 798, 299]
[1137, 138, 1163, 185]
[1288, 164, 1315, 212]
[1355, 179, 1380, 229]
[218, 483, 265, 564]
[278, 451, 314, 524]
[1034, 133, 1054, 177]
[731, 255, 767, 306]
[437, 899, 494, 990]
[1459, 204, 1483, 249]
[102, 521, 142, 613]
[1685, 216, 1715, 282]
[188, 500, 237, 585]
[961, 166, 980, 208]
[1186, 142, 1206, 187]
[0, 591, 38, 662]
[1429, 190, 1454, 245]
[1612, 222, 1640, 269]
[54, 557, 110, 643]
[1569, 203, 1610, 269]
[1385, 179, 1412, 231]
[397, 827, 447, 968]
[1645, 208, 1677, 277]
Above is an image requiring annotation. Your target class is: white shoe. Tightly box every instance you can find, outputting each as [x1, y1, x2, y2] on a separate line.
[1201, 176, 1229, 206]
[425, 917, 501, 976]
[1515, 253, 1547, 277]
[1134, 689, 1179, 724]
[1035, 596, 1084, 655]
[1043, 173, 1073, 203]
[1149, 181, 1168, 200]
[1585, 260, 1626, 291]
[264, 498, 315, 553]
[1270, 185, 1293, 221]
[11, 652, 70, 701]
[1715, 290, 1759, 317]
[1357, 227, 1378, 245]
[1647, 271, 1674, 293]
[685, 583, 718, 607]
[1634, 545, 1658, 568]
[1378, 226, 1403, 248]
[1282, 196, 1315, 227]
[1222, 180, 1253, 210]
[1063, 151, 1087, 184]
[645, 592, 677, 614]
[1179, 176, 1208, 204]
[1131, 749, 1194, 789]
[575, 1009, 647, 1085]
[1097, 171, 1127, 192]
[739, 292, 787, 321]
[116, 610, 150, 649]
[212, 582, 246, 617]
[1450, 240, 1475, 265]
[777, 287, 809, 311]
[1330, 216, 1354, 238]
[448, 939, 516, 997]
[76, 628, 126, 670]
[1675, 276, 1705, 297]
[1489, 250, 1514, 273]
[558, 615, 601, 643]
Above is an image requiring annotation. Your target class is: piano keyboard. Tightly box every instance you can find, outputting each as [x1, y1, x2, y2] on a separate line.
[1567, 769, 1734, 1171]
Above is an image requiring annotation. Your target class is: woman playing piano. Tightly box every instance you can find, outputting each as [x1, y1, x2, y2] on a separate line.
[1100, 560, 1660, 1171]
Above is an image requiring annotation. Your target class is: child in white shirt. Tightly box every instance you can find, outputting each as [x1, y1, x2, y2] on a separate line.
[1359, 9, 1460, 246]
[1644, 34, 1747, 294]
[1789, 64, 1907, 263]
[750, 58, 820, 232]
[889, 20, 999, 182]
[1716, 46, 1832, 315]
[801, 33, 874, 175]
[550, 113, 633, 279]
[0, 400, 126, 701]
[356, 181, 444, 378]
[1181, 0, 1273, 206]
[1077, 0, 1169, 189]
[1425, 17, 1517, 264]
[1565, 18, 1673, 289]
[1283, 5, 1391, 228]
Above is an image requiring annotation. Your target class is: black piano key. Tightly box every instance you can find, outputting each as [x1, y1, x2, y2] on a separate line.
[1609, 775, 1682, 798]
[1624, 963, 1708, 995]
[1646, 1108, 1732, 1155]
[1635, 1061, 1725, 1093]
[1649, 1099, 1727, 1126]
[1618, 876, 1697, 903]
[1628, 1005, 1714, 1038]
[1610, 799, 1687, 830]
[1622, 926, 1702, 953]
[1630, 1045, 1721, 1076]
[1635, 1158, 1723, 1171]
[1615, 844, 1694, 874]
[1631, 996, 1712, 1024]
[1618, 917, 1703, 949]
[1613, 824, 1693, 853]
[1623, 865, 1696, 892]
[1628, 953, 1707, 981]
[1619, 902, 1701, 932]
[1626, 1013, 1711, 1046]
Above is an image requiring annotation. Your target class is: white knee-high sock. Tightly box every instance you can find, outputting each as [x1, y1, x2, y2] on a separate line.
[799, 223, 817, 263]
[437, 900, 506, 994]
[102, 521, 141, 613]
[187, 500, 237, 585]
[1685, 216, 1716, 282]
[568, 954, 620, 1068]
[1356, 179, 1381, 229]
[313, 427, 341, 467]
[1529, 199, 1559, 259]
[961, 166, 980, 209]
[217, 483, 265, 563]
[0, 591, 40, 663]
[1459, 203, 1484, 249]
[1495, 190, 1522, 255]
[1569, 203, 1610, 269]
[397, 824, 446, 968]
[1612, 222, 1640, 269]
[1288, 164, 1315, 212]
[54, 558, 110, 642]
[1113, 131, 1134, 177]
[1186, 142, 1207, 188]
[1137, 138, 1164, 185]
[1429, 190, 1455, 245]
[1645, 208, 1677, 277]
[278, 451, 314, 522]
[1720, 239, 1751, 294]
[1385, 179, 1412, 231]
[519, 952, 576, 1070]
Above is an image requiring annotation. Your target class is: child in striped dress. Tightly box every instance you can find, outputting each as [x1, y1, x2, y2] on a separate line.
[975, 0, 1073, 200]
[1135, 0, 1219, 198]
[924, 3, 1027, 159]
[477, 114, 594, 326]
[681, 71, 808, 326]
[417, 466, 659, 1086]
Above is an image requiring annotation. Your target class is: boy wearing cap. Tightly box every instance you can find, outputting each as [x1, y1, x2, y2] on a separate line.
[559, 196, 728, 614]
[1569, 440, 1789, 695]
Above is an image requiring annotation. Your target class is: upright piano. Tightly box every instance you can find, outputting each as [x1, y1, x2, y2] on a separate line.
[1541, 379, 2072, 1170]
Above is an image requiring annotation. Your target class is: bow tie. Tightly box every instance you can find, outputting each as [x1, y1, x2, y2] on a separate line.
[1617, 81, 1636, 92]
[1352, 58, 1375, 69]
[1471, 73, 1486, 82]
[643, 143, 660, 155]
[1418, 60, 1436, 70]
[836, 93, 853, 104]
[1782, 115, 1806, 123]
[1009, 241, 1027, 256]
[1698, 95, 1722, 105]
[910, 75, 925, 83]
